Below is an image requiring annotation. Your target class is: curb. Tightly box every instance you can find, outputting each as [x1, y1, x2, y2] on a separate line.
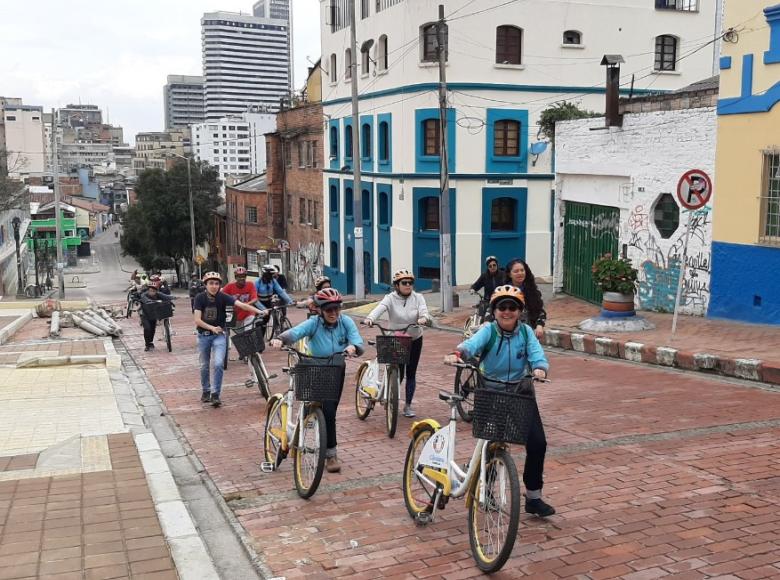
[541, 328, 777, 386]
[0, 311, 33, 345]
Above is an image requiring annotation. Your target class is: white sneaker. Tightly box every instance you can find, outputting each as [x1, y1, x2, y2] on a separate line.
[403, 404, 416, 418]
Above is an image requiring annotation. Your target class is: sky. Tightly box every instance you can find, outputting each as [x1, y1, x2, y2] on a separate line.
[0, 0, 321, 144]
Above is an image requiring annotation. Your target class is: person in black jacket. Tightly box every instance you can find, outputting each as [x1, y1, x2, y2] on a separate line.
[505, 258, 547, 339]
[139, 281, 175, 351]
[470, 256, 506, 316]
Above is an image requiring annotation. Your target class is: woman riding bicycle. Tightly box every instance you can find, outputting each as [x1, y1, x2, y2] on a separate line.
[255, 264, 293, 311]
[470, 256, 506, 316]
[444, 285, 555, 518]
[271, 288, 364, 474]
[364, 269, 431, 418]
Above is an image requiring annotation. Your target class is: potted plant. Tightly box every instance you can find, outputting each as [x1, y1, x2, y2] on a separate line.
[592, 253, 638, 316]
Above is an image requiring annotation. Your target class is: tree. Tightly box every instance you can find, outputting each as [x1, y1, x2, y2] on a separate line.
[538, 102, 600, 144]
[0, 147, 30, 212]
[120, 160, 221, 281]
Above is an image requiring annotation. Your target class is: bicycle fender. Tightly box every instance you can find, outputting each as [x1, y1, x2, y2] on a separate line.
[265, 393, 284, 418]
[407, 419, 441, 439]
[464, 442, 507, 509]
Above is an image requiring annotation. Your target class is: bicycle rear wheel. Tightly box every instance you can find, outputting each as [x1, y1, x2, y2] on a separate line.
[293, 406, 327, 499]
[354, 362, 374, 420]
[263, 398, 286, 469]
[454, 365, 478, 422]
[385, 366, 399, 438]
[164, 319, 172, 352]
[250, 353, 271, 400]
[402, 424, 438, 519]
[468, 447, 520, 573]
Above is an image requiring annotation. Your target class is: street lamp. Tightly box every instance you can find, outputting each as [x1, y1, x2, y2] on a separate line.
[170, 154, 198, 280]
[11, 217, 24, 298]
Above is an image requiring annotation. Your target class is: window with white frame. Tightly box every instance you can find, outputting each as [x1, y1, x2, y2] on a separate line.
[377, 35, 388, 71]
[563, 30, 582, 45]
[760, 152, 780, 245]
[654, 35, 678, 71]
[496, 25, 522, 64]
[361, 40, 374, 75]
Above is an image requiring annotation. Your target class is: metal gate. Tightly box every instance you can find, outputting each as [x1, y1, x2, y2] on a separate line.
[563, 201, 619, 304]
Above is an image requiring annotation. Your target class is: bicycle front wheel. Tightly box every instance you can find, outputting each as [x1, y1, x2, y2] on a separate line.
[293, 406, 327, 499]
[354, 362, 374, 420]
[402, 424, 438, 519]
[164, 319, 172, 352]
[454, 365, 478, 423]
[468, 447, 521, 573]
[250, 353, 271, 400]
[263, 398, 285, 469]
[385, 366, 399, 438]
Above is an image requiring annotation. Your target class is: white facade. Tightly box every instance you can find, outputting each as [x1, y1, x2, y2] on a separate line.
[554, 105, 717, 315]
[1, 103, 46, 177]
[164, 75, 205, 130]
[191, 112, 276, 181]
[319, 0, 721, 293]
[202, 11, 291, 120]
[133, 130, 192, 173]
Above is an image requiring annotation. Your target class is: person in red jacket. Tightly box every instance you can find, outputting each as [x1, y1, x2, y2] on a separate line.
[222, 267, 259, 360]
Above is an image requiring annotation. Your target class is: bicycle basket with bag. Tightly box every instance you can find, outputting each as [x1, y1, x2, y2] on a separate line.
[231, 324, 266, 357]
[375, 334, 412, 365]
[471, 379, 537, 445]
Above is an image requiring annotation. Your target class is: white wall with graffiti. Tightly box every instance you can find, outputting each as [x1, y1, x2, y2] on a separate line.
[554, 106, 717, 315]
[287, 241, 325, 292]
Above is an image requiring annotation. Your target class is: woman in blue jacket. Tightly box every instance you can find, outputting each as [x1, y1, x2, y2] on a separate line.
[445, 285, 555, 518]
[272, 288, 364, 474]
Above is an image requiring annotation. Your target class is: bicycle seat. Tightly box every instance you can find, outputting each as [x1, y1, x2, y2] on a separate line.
[368, 340, 376, 346]
[438, 391, 464, 404]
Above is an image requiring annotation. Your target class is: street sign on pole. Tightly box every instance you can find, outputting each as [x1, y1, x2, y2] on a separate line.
[671, 169, 713, 339]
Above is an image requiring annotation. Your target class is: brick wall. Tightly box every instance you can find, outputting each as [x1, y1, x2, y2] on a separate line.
[225, 184, 275, 274]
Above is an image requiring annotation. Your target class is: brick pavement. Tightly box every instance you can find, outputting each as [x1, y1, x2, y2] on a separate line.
[124, 306, 780, 579]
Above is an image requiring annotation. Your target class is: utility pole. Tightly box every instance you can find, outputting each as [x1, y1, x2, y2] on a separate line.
[186, 157, 199, 278]
[51, 108, 65, 299]
[349, 0, 365, 300]
[437, 4, 452, 312]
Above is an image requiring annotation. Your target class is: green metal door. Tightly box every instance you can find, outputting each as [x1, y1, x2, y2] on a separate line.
[563, 201, 619, 304]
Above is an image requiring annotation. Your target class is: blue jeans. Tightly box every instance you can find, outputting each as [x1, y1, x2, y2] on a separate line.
[198, 333, 227, 396]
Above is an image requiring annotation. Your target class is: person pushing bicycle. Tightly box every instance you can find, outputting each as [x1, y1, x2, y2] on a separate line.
[270, 288, 364, 473]
[255, 264, 293, 312]
[138, 279, 174, 352]
[444, 285, 555, 518]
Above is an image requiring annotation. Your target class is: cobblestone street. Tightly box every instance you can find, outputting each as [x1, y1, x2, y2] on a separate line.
[123, 307, 780, 579]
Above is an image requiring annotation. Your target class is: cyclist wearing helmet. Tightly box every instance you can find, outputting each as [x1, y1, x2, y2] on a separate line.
[300, 275, 332, 315]
[445, 285, 553, 518]
[255, 264, 293, 311]
[139, 280, 175, 352]
[273, 264, 288, 290]
[271, 287, 364, 473]
[189, 273, 205, 312]
[222, 267, 259, 330]
[149, 274, 171, 296]
[364, 269, 432, 418]
[194, 272, 264, 408]
[471, 256, 506, 306]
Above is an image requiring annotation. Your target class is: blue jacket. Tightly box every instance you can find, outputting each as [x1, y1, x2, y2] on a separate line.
[254, 278, 292, 307]
[456, 321, 548, 383]
[279, 315, 365, 358]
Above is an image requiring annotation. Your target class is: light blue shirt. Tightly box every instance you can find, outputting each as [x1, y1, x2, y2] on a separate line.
[279, 315, 365, 358]
[254, 278, 292, 308]
[457, 322, 548, 383]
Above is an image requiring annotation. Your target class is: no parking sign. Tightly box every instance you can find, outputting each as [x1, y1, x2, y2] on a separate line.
[676, 169, 712, 210]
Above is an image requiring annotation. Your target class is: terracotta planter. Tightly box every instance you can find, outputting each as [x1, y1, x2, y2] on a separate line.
[601, 291, 636, 317]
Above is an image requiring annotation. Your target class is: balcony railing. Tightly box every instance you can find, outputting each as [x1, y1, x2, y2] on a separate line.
[655, 0, 698, 11]
[376, 0, 403, 12]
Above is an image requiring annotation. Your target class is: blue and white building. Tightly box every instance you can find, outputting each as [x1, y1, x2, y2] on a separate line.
[320, 0, 721, 292]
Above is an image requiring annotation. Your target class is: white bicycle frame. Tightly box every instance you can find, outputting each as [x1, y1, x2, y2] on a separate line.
[358, 356, 392, 403]
[261, 384, 307, 473]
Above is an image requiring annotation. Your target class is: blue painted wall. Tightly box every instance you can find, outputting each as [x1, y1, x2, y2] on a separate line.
[480, 187, 528, 270]
[326, 178, 346, 291]
[485, 109, 529, 173]
[376, 183, 393, 292]
[412, 187, 457, 291]
[709, 242, 780, 324]
[377, 113, 393, 173]
[415, 108, 456, 173]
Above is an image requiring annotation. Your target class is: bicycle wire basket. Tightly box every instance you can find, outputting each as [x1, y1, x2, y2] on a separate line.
[231, 324, 266, 357]
[292, 360, 344, 402]
[141, 301, 174, 321]
[375, 334, 412, 365]
[471, 386, 538, 445]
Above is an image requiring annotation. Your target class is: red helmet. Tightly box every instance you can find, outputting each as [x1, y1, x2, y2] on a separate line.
[149, 279, 162, 289]
[313, 287, 343, 308]
[149, 274, 161, 282]
[234, 267, 247, 277]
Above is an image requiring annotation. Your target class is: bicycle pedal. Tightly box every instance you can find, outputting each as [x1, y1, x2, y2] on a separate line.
[267, 373, 278, 380]
[282, 367, 290, 373]
[244, 380, 255, 388]
[260, 462, 276, 473]
[415, 511, 433, 526]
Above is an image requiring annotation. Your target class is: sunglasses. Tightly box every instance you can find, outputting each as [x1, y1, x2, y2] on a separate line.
[322, 305, 342, 313]
[496, 302, 520, 312]
[398, 280, 414, 286]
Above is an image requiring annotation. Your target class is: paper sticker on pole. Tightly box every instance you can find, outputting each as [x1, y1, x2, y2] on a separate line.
[676, 169, 712, 210]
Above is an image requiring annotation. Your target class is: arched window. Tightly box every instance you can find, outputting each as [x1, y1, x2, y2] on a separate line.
[330, 241, 339, 268]
[329, 126, 338, 158]
[329, 53, 337, 83]
[563, 30, 582, 45]
[419, 197, 439, 231]
[329, 184, 338, 214]
[345, 127, 353, 160]
[655, 35, 678, 71]
[496, 25, 522, 65]
[379, 258, 391, 285]
[377, 35, 388, 71]
[345, 187, 354, 217]
[361, 123, 371, 158]
[362, 189, 371, 222]
[361, 39, 374, 75]
[493, 120, 521, 157]
[491, 197, 517, 232]
[345, 48, 352, 80]
[421, 22, 446, 62]
[379, 191, 389, 226]
[378, 121, 389, 162]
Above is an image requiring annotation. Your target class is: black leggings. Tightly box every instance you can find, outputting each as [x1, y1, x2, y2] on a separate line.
[399, 336, 423, 405]
[141, 317, 157, 346]
[523, 408, 547, 492]
[321, 365, 346, 451]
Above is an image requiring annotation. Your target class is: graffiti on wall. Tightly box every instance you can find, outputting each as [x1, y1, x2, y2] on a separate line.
[289, 241, 324, 292]
[624, 204, 712, 315]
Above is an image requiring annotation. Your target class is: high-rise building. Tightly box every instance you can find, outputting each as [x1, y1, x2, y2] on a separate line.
[253, 0, 289, 21]
[0, 97, 46, 177]
[201, 10, 290, 120]
[164, 75, 205, 129]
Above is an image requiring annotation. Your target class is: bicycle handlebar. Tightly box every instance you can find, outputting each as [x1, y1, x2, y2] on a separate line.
[280, 346, 355, 359]
[444, 360, 551, 383]
[361, 321, 428, 334]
